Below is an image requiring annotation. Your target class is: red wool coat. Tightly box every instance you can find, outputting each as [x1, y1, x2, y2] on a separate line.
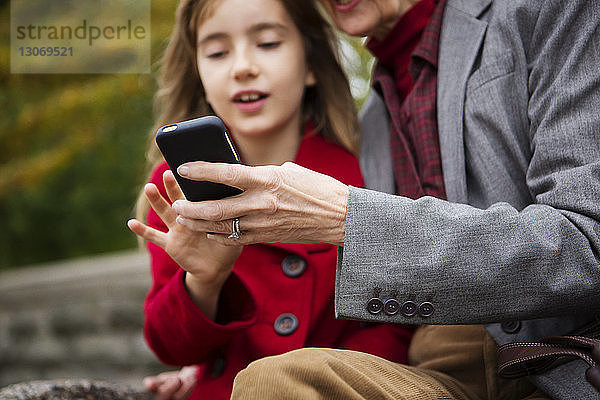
[143, 131, 412, 400]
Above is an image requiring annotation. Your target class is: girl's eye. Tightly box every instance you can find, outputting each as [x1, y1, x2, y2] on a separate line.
[207, 51, 227, 59]
[258, 41, 281, 49]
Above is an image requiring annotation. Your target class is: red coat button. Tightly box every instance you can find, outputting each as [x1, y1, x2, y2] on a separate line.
[274, 313, 299, 336]
[281, 255, 307, 278]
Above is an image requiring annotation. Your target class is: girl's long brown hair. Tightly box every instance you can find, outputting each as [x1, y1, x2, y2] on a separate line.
[136, 0, 359, 222]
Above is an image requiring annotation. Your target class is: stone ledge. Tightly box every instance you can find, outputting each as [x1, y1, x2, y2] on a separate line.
[0, 250, 151, 309]
[0, 250, 149, 292]
[0, 250, 164, 388]
[0, 379, 155, 400]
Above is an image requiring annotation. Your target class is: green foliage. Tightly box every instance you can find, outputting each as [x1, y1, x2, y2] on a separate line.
[0, 2, 177, 269]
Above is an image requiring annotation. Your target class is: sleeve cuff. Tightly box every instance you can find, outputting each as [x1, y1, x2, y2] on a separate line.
[144, 268, 257, 365]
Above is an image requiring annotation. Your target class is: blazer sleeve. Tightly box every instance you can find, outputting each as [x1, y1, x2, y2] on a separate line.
[143, 164, 256, 366]
[336, 0, 600, 325]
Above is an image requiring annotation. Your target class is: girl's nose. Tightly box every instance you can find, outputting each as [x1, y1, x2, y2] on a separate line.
[231, 50, 259, 80]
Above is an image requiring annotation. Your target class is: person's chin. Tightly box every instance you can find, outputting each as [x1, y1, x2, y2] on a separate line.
[231, 119, 272, 138]
[334, 17, 373, 38]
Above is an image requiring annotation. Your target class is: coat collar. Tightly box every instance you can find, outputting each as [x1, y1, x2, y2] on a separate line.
[437, 0, 491, 203]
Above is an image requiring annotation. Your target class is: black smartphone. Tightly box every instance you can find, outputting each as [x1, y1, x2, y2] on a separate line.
[155, 116, 243, 201]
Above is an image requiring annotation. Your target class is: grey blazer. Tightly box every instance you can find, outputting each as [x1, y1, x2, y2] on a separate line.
[336, 0, 600, 398]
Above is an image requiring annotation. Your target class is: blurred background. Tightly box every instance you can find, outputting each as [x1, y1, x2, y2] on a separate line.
[0, 0, 373, 390]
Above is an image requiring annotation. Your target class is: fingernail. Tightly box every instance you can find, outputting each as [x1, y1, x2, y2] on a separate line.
[172, 201, 182, 213]
[177, 165, 189, 176]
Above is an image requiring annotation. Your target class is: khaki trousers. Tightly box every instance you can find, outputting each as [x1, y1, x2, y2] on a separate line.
[231, 325, 550, 399]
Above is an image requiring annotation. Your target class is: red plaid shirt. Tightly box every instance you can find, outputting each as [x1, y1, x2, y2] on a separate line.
[369, 0, 447, 200]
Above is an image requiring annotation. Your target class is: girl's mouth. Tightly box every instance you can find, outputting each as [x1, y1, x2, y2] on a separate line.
[234, 93, 267, 103]
[333, 0, 362, 11]
[232, 91, 268, 112]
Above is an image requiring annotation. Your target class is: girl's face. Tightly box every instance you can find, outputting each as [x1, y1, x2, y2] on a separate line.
[196, 0, 315, 140]
[318, 0, 409, 40]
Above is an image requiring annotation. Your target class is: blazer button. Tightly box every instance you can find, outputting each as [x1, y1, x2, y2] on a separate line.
[400, 301, 417, 317]
[367, 298, 384, 314]
[501, 321, 522, 334]
[281, 255, 307, 278]
[384, 299, 400, 315]
[418, 302, 434, 318]
[274, 313, 299, 336]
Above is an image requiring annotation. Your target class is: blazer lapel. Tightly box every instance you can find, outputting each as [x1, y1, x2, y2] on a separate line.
[437, 0, 491, 203]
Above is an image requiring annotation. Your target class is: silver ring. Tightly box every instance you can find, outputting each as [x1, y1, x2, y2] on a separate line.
[227, 218, 241, 239]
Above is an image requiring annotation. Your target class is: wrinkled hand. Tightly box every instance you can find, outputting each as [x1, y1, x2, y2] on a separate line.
[143, 365, 198, 400]
[171, 161, 349, 246]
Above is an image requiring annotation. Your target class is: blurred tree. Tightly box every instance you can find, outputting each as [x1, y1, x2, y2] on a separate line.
[0, 1, 177, 269]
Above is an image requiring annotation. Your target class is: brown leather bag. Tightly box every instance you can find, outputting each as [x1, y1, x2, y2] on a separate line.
[497, 335, 600, 392]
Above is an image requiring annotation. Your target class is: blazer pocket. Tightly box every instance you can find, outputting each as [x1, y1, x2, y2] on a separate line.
[467, 52, 515, 93]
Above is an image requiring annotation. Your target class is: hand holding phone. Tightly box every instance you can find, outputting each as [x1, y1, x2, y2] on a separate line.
[155, 116, 243, 201]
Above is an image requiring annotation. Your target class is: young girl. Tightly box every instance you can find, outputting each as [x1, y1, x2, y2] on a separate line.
[127, 0, 412, 399]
